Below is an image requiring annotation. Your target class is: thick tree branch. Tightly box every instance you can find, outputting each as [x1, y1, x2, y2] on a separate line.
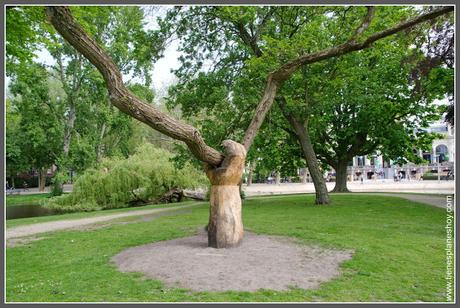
[45, 6, 224, 166]
[241, 6, 453, 150]
[234, 22, 263, 57]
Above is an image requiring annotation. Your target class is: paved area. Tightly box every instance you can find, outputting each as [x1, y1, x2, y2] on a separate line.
[6, 203, 201, 240]
[6, 184, 73, 195]
[244, 180, 454, 196]
[10, 180, 454, 196]
[338, 193, 451, 208]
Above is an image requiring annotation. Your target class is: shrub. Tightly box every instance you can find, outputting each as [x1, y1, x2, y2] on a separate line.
[44, 144, 208, 213]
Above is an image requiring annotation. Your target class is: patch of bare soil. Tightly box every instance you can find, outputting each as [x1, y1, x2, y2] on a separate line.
[7, 236, 47, 248]
[112, 231, 353, 292]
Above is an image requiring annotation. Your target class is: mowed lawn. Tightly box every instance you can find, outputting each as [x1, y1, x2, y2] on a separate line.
[6, 194, 450, 302]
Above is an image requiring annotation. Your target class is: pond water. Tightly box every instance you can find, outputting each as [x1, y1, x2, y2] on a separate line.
[6, 204, 57, 220]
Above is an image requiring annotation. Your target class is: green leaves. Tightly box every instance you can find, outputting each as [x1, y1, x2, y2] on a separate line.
[7, 63, 64, 174]
[45, 144, 208, 212]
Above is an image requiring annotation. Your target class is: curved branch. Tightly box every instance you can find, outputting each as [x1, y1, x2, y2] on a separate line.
[45, 6, 224, 166]
[241, 6, 453, 150]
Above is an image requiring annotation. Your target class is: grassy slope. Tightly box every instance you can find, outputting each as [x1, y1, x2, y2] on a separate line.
[6, 195, 450, 302]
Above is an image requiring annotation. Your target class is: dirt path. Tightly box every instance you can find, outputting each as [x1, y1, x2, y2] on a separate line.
[6, 203, 202, 240]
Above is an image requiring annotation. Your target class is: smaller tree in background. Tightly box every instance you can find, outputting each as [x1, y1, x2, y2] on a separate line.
[8, 63, 64, 191]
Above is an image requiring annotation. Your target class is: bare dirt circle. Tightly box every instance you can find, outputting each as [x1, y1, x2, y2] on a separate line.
[112, 231, 353, 292]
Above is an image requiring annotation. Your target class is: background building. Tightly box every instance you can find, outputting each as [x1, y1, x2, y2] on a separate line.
[346, 120, 454, 181]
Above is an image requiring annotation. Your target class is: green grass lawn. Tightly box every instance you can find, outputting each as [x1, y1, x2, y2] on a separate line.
[6, 194, 452, 302]
[6, 193, 52, 206]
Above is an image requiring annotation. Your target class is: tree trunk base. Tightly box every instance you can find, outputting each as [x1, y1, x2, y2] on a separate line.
[314, 191, 330, 205]
[207, 185, 243, 248]
[331, 186, 350, 193]
[38, 168, 47, 192]
[205, 140, 246, 249]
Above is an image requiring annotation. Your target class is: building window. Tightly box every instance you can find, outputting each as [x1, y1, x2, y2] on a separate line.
[435, 144, 449, 162]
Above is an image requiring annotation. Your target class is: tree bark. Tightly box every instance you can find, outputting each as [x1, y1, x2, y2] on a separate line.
[294, 125, 330, 204]
[205, 140, 246, 248]
[332, 161, 350, 192]
[278, 100, 330, 205]
[38, 168, 47, 192]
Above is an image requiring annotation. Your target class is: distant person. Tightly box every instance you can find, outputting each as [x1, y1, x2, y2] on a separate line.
[360, 175, 364, 184]
[23, 181, 29, 191]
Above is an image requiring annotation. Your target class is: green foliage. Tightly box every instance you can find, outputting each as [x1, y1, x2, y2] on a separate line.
[50, 171, 70, 197]
[8, 63, 63, 174]
[45, 144, 208, 213]
[162, 6, 452, 176]
[5, 6, 52, 75]
[7, 6, 164, 179]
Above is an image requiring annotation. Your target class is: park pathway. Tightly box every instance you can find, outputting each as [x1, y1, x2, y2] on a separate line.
[6, 202, 202, 240]
[340, 193, 451, 209]
[6, 193, 451, 241]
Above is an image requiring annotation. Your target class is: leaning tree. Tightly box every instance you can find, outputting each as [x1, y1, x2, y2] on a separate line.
[45, 6, 452, 248]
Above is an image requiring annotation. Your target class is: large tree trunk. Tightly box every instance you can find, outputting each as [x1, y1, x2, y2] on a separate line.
[205, 140, 246, 248]
[275, 171, 281, 185]
[278, 101, 329, 205]
[332, 161, 350, 192]
[296, 128, 330, 204]
[38, 168, 47, 192]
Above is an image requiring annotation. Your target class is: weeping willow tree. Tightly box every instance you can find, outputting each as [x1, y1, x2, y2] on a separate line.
[45, 144, 207, 213]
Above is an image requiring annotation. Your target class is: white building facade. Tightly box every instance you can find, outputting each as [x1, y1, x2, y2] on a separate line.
[346, 121, 455, 181]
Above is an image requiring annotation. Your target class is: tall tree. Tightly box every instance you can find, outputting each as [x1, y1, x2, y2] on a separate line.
[45, 5, 452, 248]
[45, 6, 159, 190]
[8, 63, 64, 191]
